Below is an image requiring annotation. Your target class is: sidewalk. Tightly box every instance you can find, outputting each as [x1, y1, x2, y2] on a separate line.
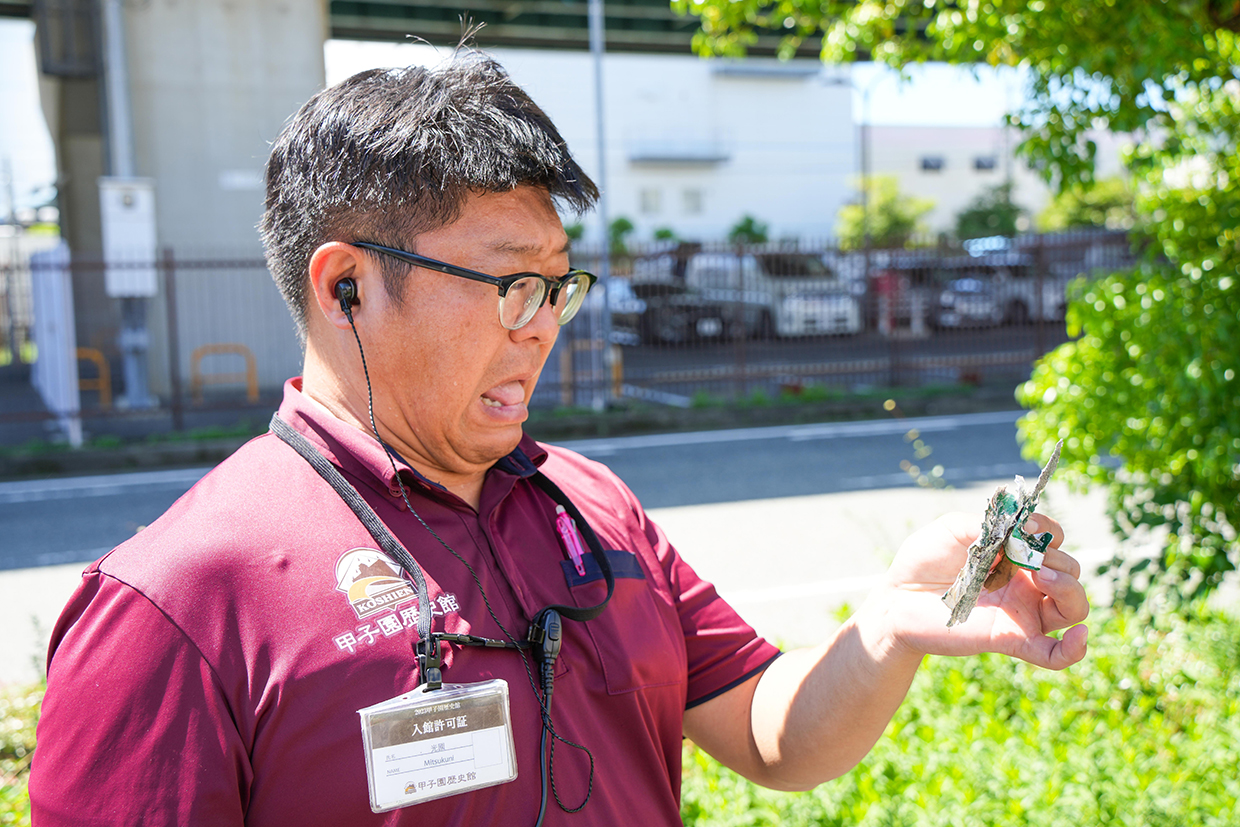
[0, 477, 1118, 687]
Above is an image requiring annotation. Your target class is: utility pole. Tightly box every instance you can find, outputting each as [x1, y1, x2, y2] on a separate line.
[860, 81, 872, 295]
[2, 158, 20, 368]
[101, 0, 157, 409]
[588, 0, 612, 409]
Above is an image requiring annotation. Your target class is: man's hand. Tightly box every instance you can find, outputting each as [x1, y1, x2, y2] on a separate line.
[877, 511, 1090, 670]
[685, 511, 1090, 791]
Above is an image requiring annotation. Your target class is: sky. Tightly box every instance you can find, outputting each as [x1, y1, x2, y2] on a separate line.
[1, 20, 57, 215]
[1, 18, 1022, 216]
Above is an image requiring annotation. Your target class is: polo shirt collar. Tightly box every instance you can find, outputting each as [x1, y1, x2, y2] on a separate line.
[275, 378, 547, 509]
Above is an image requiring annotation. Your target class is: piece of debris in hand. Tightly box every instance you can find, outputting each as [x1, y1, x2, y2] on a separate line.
[941, 440, 1063, 627]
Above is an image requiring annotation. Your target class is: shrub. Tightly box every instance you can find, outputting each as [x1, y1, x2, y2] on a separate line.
[682, 607, 1240, 826]
[0, 683, 42, 827]
[728, 215, 769, 245]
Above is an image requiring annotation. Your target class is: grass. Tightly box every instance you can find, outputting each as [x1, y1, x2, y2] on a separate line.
[0, 420, 268, 459]
[682, 605, 1240, 826]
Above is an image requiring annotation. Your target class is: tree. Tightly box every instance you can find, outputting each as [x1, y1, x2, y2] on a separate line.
[835, 175, 934, 250]
[727, 214, 769, 244]
[609, 216, 635, 256]
[1037, 177, 1138, 232]
[954, 182, 1024, 240]
[679, 1, 1240, 603]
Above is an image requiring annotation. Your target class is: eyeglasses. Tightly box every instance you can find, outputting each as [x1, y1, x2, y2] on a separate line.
[353, 241, 597, 331]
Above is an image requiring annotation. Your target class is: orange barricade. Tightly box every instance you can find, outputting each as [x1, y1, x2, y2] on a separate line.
[190, 343, 259, 404]
[76, 347, 113, 409]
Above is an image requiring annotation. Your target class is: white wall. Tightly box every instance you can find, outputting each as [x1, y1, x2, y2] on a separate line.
[325, 43, 856, 244]
[119, 0, 329, 393]
[868, 125, 1129, 233]
[126, 0, 329, 255]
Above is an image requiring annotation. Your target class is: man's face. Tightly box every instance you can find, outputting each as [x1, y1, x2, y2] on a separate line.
[358, 186, 570, 477]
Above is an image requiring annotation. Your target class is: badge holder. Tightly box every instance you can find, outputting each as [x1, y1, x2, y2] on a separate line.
[359, 678, 518, 813]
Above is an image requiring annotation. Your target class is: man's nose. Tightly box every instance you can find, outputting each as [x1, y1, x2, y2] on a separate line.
[512, 294, 560, 344]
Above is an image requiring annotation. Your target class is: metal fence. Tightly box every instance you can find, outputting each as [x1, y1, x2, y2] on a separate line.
[564, 229, 1139, 407]
[0, 230, 1139, 444]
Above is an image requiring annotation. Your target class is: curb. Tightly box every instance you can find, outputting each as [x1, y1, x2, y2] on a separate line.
[0, 437, 253, 479]
[524, 385, 1020, 441]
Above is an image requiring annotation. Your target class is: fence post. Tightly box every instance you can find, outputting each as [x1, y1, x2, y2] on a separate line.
[162, 247, 184, 431]
[732, 243, 748, 401]
[1033, 234, 1046, 359]
[560, 324, 575, 408]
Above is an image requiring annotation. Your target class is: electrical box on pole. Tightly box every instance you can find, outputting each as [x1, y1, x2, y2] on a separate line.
[99, 177, 158, 298]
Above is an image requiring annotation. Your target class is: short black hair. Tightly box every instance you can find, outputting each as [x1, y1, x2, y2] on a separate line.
[260, 51, 599, 340]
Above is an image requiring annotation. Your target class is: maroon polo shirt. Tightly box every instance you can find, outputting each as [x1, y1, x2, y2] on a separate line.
[31, 378, 780, 826]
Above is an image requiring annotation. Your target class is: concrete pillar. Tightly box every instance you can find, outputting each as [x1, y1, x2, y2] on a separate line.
[37, 0, 328, 401]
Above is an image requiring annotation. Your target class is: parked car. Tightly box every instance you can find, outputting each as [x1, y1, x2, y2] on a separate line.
[630, 280, 757, 344]
[931, 277, 1004, 328]
[594, 278, 647, 346]
[779, 291, 862, 335]
[964, 251, 1068, 324]
[871, 250, 1070, 328]
[683, 251, 860, 337]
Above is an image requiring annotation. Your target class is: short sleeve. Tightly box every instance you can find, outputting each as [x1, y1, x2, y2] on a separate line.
[29, 570, 250, 826]
[644, 517, 782, 708]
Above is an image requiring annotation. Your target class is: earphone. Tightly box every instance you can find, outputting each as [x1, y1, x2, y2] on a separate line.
[335, 278, 359, 315]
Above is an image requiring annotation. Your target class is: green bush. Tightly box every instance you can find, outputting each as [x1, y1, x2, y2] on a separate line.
[728, 215, 769, 245]
[682, 607, 1240, 826]
[0, 683, 41, 827]
[955, 182, 1024, 241]
[835, 176, 934, 251]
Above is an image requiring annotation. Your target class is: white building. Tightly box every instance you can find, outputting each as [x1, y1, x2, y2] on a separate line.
[866, 124, 1128, 234]
[326, 43, 857, 244]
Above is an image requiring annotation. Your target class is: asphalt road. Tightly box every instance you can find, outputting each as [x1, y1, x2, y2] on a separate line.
[0, 410, 1037, 572]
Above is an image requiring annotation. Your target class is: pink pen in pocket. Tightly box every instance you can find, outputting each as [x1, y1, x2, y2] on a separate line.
[555, 505, 588, 577]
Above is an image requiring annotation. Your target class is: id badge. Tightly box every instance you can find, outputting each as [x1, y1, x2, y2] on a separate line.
[358, 679, 518, 813]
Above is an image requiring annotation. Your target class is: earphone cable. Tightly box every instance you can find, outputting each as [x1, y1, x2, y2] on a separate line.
[343, 299, 593, 820]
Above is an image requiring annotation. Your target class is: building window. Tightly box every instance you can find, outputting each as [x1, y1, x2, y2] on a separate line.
[640, 188, 661, 215]
[682, 188, 703, 215]
[920, 156, 945, 172]
[974, 155, 998, 171]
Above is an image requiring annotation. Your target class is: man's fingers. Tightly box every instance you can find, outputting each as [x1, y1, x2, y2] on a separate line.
[1017, 624, 1089, 671]
[1033, 561, 1090, 631]
[1024, 512, 1065, 550]
[1041, 547, 1081, 581]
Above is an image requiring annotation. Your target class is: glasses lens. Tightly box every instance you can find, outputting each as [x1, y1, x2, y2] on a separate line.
[553, 274, 591, 326]
[500, 277, 547, 330]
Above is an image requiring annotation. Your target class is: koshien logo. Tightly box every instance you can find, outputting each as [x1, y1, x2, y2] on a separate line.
[335, 548, 417, 619]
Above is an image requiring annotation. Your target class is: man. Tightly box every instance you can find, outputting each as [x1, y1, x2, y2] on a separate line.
[30, 53, 1088, 824]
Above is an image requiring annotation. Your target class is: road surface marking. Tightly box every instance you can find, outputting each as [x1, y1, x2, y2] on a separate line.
[0, 467, 212, 504]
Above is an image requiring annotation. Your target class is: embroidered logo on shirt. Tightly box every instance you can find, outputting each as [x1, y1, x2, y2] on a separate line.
[335, 547, 418, 619]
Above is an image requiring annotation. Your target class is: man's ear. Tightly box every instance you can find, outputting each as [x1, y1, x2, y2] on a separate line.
[308, 242, 373, 331]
